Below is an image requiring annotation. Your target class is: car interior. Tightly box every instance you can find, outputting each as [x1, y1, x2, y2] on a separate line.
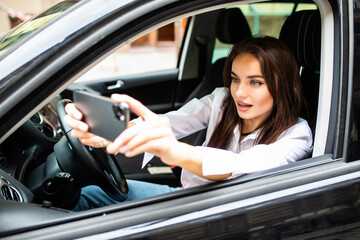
[0, 0, 328, 219]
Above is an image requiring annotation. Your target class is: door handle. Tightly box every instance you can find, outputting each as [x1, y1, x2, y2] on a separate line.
[107, 80, 124, 90]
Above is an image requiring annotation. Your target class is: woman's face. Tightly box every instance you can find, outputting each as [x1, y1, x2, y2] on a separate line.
[230, 53, 274, 131]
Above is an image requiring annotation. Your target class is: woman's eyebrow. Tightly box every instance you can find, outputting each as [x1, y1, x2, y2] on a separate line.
[231, 71, 238, 76]
[248, 75, 264, 79]
[231, 71, 264, 79]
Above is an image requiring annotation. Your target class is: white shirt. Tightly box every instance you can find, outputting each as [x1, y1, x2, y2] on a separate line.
[141, 87, 313, 188]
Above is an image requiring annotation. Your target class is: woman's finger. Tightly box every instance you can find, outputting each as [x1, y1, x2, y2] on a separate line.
[64, 114, 89, 132]
[70, 129, 95, 139]
[111, 94, 156, 120]
[65, 103, 83, 120]
[71, 129, 110, 147]
[79, 136, 110, 148]
[107, 116, 173, 155]
[123, 137, 172, 159]
[120, 125, 171, 154]
[106, 122, 149, 154]
[124, 117, 174, 150]
[107, 116, 165, 153]
[122, 138, 163, 157]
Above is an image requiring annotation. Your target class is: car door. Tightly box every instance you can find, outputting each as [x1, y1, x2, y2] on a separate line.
[60, 0, 360, 239]
[3, 0, 360, 239]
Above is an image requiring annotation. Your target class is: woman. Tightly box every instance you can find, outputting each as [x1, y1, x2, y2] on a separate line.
[64, 36, 313, 211]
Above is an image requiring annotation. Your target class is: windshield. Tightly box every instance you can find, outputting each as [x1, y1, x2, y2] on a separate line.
[0, 1, 78, 57]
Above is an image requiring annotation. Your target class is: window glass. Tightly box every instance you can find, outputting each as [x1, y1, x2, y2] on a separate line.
[0, 1, 77, 57]
[347, 12, 360, 161]
[77, 19, 187, 82]
[212, 3, 317, 63]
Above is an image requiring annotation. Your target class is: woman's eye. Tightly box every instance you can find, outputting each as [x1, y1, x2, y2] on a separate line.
[250, 81, 263, 86]
[231, 78, 239, 83]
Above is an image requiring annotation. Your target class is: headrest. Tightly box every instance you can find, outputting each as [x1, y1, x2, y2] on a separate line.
[279, 10, 321, 70]
[216, 8, 252, 44]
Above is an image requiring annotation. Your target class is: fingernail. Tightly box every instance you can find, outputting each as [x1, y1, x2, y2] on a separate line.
[114, 138, 123, 146]
[79, 124, 88, 132]
[75, 112, 82, 119]
[119, 146, 127, 154]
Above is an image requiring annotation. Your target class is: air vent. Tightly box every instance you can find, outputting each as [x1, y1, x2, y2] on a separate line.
[1, 185, 22, 202]
[43, 123, 56, 138]
[30, 113, 42, 124]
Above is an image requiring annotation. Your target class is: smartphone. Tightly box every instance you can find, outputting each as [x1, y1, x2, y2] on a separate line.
[73, 90, 129, 142]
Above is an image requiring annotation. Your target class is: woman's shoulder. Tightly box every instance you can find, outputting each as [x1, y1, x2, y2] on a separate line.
[205, 87, 228, 101]
[211, 87, 228, 95]
[195, 87, 228, 105]
[295, 118, 311, 128]
[286, 117, 313, 139]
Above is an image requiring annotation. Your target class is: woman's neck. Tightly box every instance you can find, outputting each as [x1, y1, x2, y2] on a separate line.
[241, 121, 259, 134]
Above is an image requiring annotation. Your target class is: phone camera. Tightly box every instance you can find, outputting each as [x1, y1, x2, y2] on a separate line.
[113, 105, 124, 121]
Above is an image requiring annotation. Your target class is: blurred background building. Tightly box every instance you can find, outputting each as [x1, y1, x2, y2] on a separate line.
[0, 0, 184, 47]
[0, 0, 62, 34]
[0, 0, 185, 81]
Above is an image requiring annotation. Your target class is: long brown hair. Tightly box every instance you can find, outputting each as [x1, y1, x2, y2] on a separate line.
[207, 36, 302, 149]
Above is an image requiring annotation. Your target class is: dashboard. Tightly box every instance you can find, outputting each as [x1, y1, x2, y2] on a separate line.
[0, 97, 63, 204]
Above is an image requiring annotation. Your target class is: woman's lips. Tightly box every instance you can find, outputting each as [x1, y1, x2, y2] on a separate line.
[237, 102, 252, 112]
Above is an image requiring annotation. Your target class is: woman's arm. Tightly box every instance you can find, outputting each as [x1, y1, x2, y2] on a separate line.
[172, 142, 232, 181]
[107, 94, 230, 181]
[64, 92, 230, 180]
[160, 88, 222, 140]
[198, 119, 313, 178]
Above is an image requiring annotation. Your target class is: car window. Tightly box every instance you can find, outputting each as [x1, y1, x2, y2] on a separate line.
[212, 2, 318, 63]
[77, 19, 188, 82]
[348, 17, 360, 161]
[0, 1, 77, 57]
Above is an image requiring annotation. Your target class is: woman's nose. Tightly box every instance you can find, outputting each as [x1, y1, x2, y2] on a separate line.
[234, 83, 247, 98]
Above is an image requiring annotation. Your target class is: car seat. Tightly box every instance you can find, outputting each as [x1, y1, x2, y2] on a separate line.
[185, 7, 252, 103]
[182, 7, 252, 148]
[167, 8, 253, 183]
[279, 10, 321, 136]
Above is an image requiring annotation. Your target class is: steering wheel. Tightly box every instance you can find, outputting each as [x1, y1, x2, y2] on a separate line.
[56, 99, 128, 200]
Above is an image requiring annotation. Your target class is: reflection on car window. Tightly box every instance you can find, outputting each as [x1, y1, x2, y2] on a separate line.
[212, 3, 318, 63]
[0, 1, 77, 57]
[77, 19, 188, 82]
[348, 17, 360, 161]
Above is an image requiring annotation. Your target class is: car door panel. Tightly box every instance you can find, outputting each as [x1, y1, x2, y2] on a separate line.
[65, 68, 179, 116]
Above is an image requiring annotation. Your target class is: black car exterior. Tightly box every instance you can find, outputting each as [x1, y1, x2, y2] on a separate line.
[0, 0, 360, 239]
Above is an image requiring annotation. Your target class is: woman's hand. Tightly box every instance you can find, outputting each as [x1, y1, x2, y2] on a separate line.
[106, 94, 182, 166]
[64, 103, 111, 148]
[64, 93, 229, 180]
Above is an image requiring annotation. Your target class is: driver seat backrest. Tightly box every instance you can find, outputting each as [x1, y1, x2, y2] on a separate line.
[184, 8, 252, 148]
[184, 7, 252, 103]
[279, 10, 321, 136]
